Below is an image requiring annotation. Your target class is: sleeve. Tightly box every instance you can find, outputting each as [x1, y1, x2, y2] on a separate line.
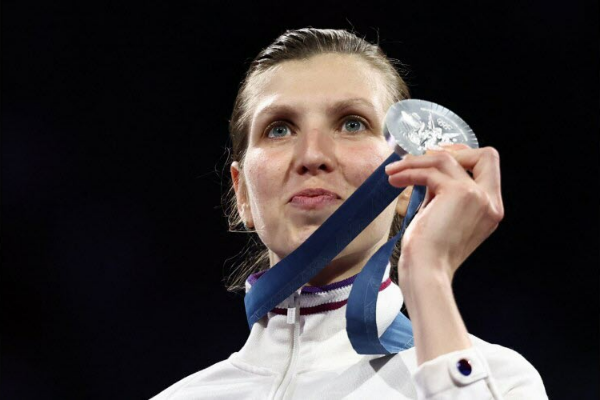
[411, 345, 548, 399]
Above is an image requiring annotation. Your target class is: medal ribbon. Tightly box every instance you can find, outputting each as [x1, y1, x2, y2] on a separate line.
[244, 151, 426, 354]
[345, 184, 426, 353]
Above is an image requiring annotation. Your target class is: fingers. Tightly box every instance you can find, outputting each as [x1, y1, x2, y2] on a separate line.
[452, 147, 501, 194]
[444, 147, 503, 217]
[385, 145, 504, 217]
[387, 167, 451, 194]
[386, 146, 501, 190]
[385, 143, 469, 175]
[386, 151, 468, 181]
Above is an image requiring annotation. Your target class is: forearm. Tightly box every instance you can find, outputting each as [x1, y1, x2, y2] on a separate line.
[399, 256, 472, 366]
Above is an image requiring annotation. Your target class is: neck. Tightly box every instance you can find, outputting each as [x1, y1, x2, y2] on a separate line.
[268, 235, 389, 287]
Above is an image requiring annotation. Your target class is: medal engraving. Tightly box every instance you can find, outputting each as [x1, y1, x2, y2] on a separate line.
[384, 99, 478, 156]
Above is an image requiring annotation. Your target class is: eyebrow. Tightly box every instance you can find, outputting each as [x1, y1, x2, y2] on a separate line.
[255, 98, 378, 120]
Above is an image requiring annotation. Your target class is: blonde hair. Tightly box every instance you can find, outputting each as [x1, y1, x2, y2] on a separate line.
[224, 27, 410, 291]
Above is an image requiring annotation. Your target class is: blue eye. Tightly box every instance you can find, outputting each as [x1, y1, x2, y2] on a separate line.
[343, 118, 366, 133]
[267, 124, 291, 138]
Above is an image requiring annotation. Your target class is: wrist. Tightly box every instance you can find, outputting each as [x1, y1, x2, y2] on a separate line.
[397, 251, 455, 287]
[396, 261, 472, 365]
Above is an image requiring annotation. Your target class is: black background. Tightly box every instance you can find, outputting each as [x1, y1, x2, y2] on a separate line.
[2, 1, 598, 399]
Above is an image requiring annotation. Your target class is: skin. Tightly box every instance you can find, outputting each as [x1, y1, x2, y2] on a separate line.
[387, 145, 504, 364]
[231, 53, 504, 365]
[231, 53, 404, 285]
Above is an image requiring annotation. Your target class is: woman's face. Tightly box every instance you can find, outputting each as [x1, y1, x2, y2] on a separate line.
[232, 53, 403, 275]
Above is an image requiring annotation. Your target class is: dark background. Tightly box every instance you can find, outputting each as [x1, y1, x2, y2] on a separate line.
[2, 1, 598, 399]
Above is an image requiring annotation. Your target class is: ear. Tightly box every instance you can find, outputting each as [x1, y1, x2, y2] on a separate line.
[231, 161, 254, 229]
[395, 185, 413, 217]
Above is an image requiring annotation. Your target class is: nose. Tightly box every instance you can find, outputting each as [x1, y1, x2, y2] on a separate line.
[293, 127, 336, 175]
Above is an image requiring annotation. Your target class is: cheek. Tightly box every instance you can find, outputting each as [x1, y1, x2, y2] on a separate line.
[341, 141, 391, 186]
[243, 149, 285, 215]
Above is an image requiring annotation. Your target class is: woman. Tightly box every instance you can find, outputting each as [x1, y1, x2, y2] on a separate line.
[153, 28, 547, 399]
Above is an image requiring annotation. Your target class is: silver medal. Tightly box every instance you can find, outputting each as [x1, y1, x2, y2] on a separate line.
[384, 99, 478, 156]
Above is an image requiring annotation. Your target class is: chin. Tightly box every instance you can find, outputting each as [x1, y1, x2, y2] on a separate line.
[272, 224, 320, 259]
[293, 224, 321, 246]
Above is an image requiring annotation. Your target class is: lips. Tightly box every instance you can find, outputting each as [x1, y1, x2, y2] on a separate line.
[289, 188, 341, 209]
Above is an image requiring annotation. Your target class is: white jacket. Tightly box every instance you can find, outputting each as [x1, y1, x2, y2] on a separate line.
[152, 267, 547, 399]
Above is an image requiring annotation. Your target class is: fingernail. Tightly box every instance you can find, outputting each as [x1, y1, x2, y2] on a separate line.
[385, 161, 401, 171]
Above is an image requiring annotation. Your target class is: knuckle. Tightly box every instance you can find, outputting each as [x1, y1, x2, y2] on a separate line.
[489, 205, 505, 223]
[438, 151, 456, 163]
[482, 146, 500, 161]
[431, 151, 456, 168]
[457, 185, 490, 207]
[459, 184, 482, 200]
[452, 181, 505, 224]
[394, 169, 417, 184]
[496, 210, 505, 223]
[485, 201, 504, 225]
[480, 196, 504, 223]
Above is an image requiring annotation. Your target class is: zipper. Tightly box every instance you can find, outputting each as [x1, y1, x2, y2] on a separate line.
[273, 289, 301, 400]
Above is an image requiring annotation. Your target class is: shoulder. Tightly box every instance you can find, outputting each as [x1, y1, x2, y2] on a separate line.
[149, 359, 231, 400]
[149, 354, 276, 400]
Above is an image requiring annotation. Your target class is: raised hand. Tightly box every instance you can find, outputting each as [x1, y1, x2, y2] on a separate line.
[385, 144, 504, 282]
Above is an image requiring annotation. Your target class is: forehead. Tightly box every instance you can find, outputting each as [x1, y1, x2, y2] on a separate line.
[248, 53, 389, 121]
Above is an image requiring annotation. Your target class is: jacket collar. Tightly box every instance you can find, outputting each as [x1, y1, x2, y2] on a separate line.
[233, 263, 406, 373]
[245, 264, 393, 316]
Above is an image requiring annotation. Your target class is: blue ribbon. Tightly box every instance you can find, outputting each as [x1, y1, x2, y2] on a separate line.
[346, 185, 426, 353]
[244, 151, 426, 354]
